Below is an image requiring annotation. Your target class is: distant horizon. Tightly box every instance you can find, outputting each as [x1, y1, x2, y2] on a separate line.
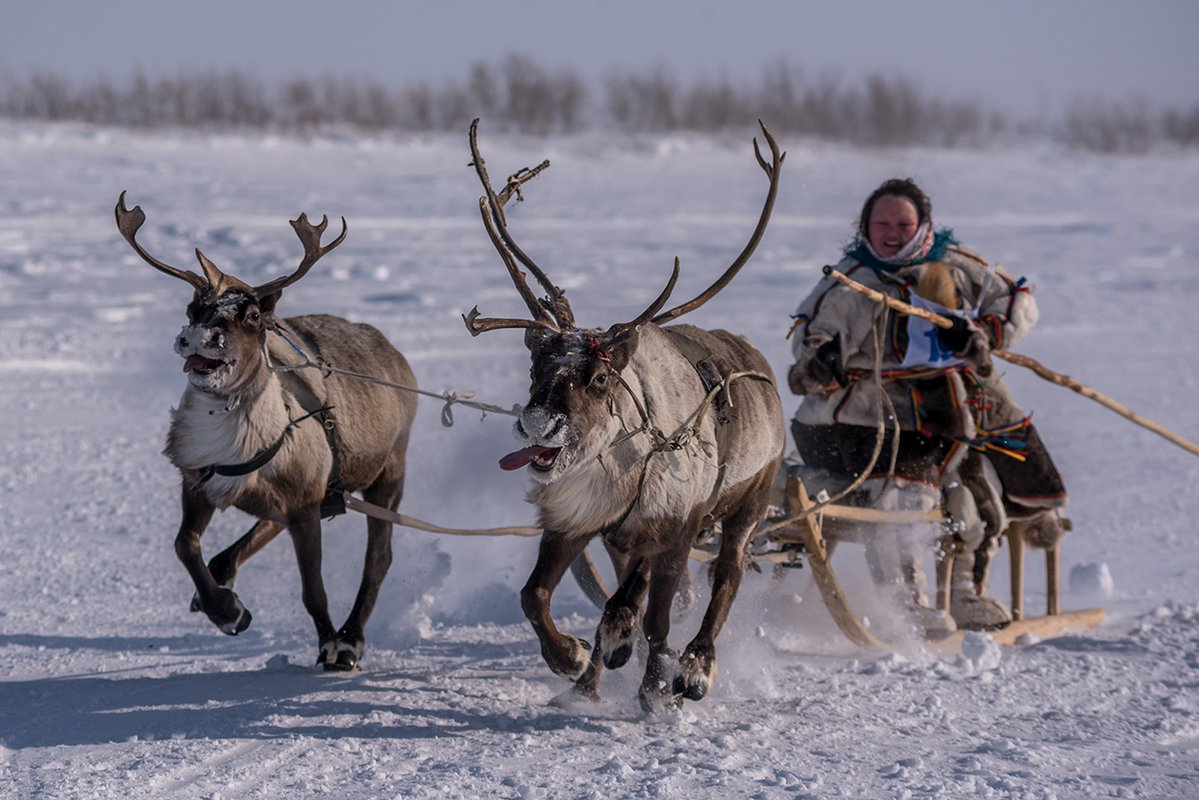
[2, 1, 1196, 118]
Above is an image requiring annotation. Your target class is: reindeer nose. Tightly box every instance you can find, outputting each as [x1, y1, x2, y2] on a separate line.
[520, 408, 566, 442]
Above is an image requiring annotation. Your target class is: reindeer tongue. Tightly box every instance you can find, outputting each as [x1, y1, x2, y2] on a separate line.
[499, 445, 556, 471]
[183, 354, 223, 373]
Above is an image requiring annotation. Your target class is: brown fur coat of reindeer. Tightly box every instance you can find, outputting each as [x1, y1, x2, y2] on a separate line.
[464, 121, 785, 710]
[116, 194, 417, 670]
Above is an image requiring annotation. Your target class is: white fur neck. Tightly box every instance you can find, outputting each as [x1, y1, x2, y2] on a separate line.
[167, 376, 292, 507]
[525, 348, 720, 534]
[528, 439, 643, 535]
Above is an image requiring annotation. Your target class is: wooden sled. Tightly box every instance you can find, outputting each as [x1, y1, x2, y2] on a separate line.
[569, 475, 1104, 651]
[777, 476, 1104, 651]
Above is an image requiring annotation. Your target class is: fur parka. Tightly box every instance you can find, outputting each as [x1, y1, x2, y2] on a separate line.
[788, 245, 1037, 441]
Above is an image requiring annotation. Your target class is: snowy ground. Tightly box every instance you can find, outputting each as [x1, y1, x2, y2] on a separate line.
[2, 122, 1198, 798]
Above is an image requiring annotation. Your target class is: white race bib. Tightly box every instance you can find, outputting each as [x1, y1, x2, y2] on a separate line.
[900, 294, 976, 369]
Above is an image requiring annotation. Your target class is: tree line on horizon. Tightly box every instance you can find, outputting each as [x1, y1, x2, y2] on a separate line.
[2, 55, 1195, 153]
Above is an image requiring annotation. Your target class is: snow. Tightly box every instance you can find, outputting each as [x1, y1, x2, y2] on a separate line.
[3, 121, 1199, 798]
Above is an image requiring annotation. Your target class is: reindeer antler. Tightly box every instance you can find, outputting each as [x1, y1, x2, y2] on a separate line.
[606, 258, 681, 343]
[118, 193, 346, 302]
[254, 212, 348, 299]
[465, 118, 572, 336]
[115, 191, 209, 293]
[463, 306, 560, 336]
[651, 121, 785, 324]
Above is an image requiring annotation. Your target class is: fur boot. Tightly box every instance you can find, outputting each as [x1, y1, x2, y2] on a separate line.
[949, 543, 1012, 630]
[943, 464, 1011, 629]
[860, 478, 957, 639]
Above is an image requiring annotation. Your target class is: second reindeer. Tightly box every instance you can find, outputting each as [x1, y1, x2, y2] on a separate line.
[464, 121, 786, 710]
[116, 194, 417, 671]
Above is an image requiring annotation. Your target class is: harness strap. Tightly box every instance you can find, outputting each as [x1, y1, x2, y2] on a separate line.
[598, 350, 775, 542]
[196, 406, 330, 486]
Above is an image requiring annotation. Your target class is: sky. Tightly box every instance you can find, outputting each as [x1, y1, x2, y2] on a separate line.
[2, 1, 1197, 117]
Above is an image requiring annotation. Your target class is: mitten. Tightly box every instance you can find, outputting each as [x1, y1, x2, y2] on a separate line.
[806, 333, 847, 387]
[937, 316, 972, 353]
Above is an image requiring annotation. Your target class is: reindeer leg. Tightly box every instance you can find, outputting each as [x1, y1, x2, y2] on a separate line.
[190, 519, 285, 613]
[603, 540, 632, 585]
[329, 470, 405, 671]
[285, 505, 339, 669]
[570, 556, 650, 703]
[677, 470, 772, 703]
[637, 544, 691, 713]
[521, 531, 595, 684]
[596, 558, 650, 670]
[175, 486, 253, 635]
[209, 519, 286, 587]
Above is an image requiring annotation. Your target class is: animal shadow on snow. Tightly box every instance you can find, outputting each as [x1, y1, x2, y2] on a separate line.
[0, 633, 611, 748]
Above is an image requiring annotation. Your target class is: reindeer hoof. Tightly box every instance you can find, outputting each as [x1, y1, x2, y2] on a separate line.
[317, 640, 363, 672]
[541, 634, 592, 682]
[550, 682, 601, 707]
[674, 647, 717, 701]
[638, 683, 683, 715]
[190, 582, 234, 614]
[217, 605, 252, 636]
[638, 649, 683, 713]
[605, 644, 633, 670]
[195, 588, 251, 635]
[599, 605, 639, 670]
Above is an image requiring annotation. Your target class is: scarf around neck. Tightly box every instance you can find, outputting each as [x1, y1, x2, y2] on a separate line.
[846, 226, 957, 272]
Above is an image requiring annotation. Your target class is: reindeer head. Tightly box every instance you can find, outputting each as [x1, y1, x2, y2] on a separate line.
[496, 271, 678, 484]
[115, 192, 346, 395]
[465, 120, 782, 484]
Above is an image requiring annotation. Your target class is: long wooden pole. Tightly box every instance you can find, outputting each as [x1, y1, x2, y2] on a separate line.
[822, 267, 1199, 458]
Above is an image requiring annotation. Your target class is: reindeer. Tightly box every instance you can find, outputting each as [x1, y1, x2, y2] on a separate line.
[115, 193, 418, 670]
[464, 120, 785, 710]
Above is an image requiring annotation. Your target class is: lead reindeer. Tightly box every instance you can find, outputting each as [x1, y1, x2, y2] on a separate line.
[465, 120, 786, 710]
[115, 193, 418, 670]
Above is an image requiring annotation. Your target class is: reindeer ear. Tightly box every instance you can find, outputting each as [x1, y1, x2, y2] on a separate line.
[258, 290, 282, 315]
[607, 327, 640, 372]
[524, 326, 553, 352]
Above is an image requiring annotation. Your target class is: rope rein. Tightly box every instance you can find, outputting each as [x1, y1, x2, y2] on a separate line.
[264, 326, 522, 427]
[255, 318, 862, 543]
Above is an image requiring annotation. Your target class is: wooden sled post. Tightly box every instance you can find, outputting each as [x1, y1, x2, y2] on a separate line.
[935, 538, 957, 615]
[975, 514, 1104, 646]
[1046, 538, 1061, 617]
[786, 477, 884, 649]
[1006, 514, 1073, 619]
[1008, 523, 1027, 621]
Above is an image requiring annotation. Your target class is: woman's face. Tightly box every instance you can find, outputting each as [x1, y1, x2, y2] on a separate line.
[866, 194, 920, 257]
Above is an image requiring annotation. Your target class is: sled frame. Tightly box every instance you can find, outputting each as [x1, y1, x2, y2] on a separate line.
[570, 475, 1105, 650]
[777, 476, 1104, 648]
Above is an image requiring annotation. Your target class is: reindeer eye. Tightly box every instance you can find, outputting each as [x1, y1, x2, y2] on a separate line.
[593, 371, 608, 387]
[247, 310, 260, 323]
